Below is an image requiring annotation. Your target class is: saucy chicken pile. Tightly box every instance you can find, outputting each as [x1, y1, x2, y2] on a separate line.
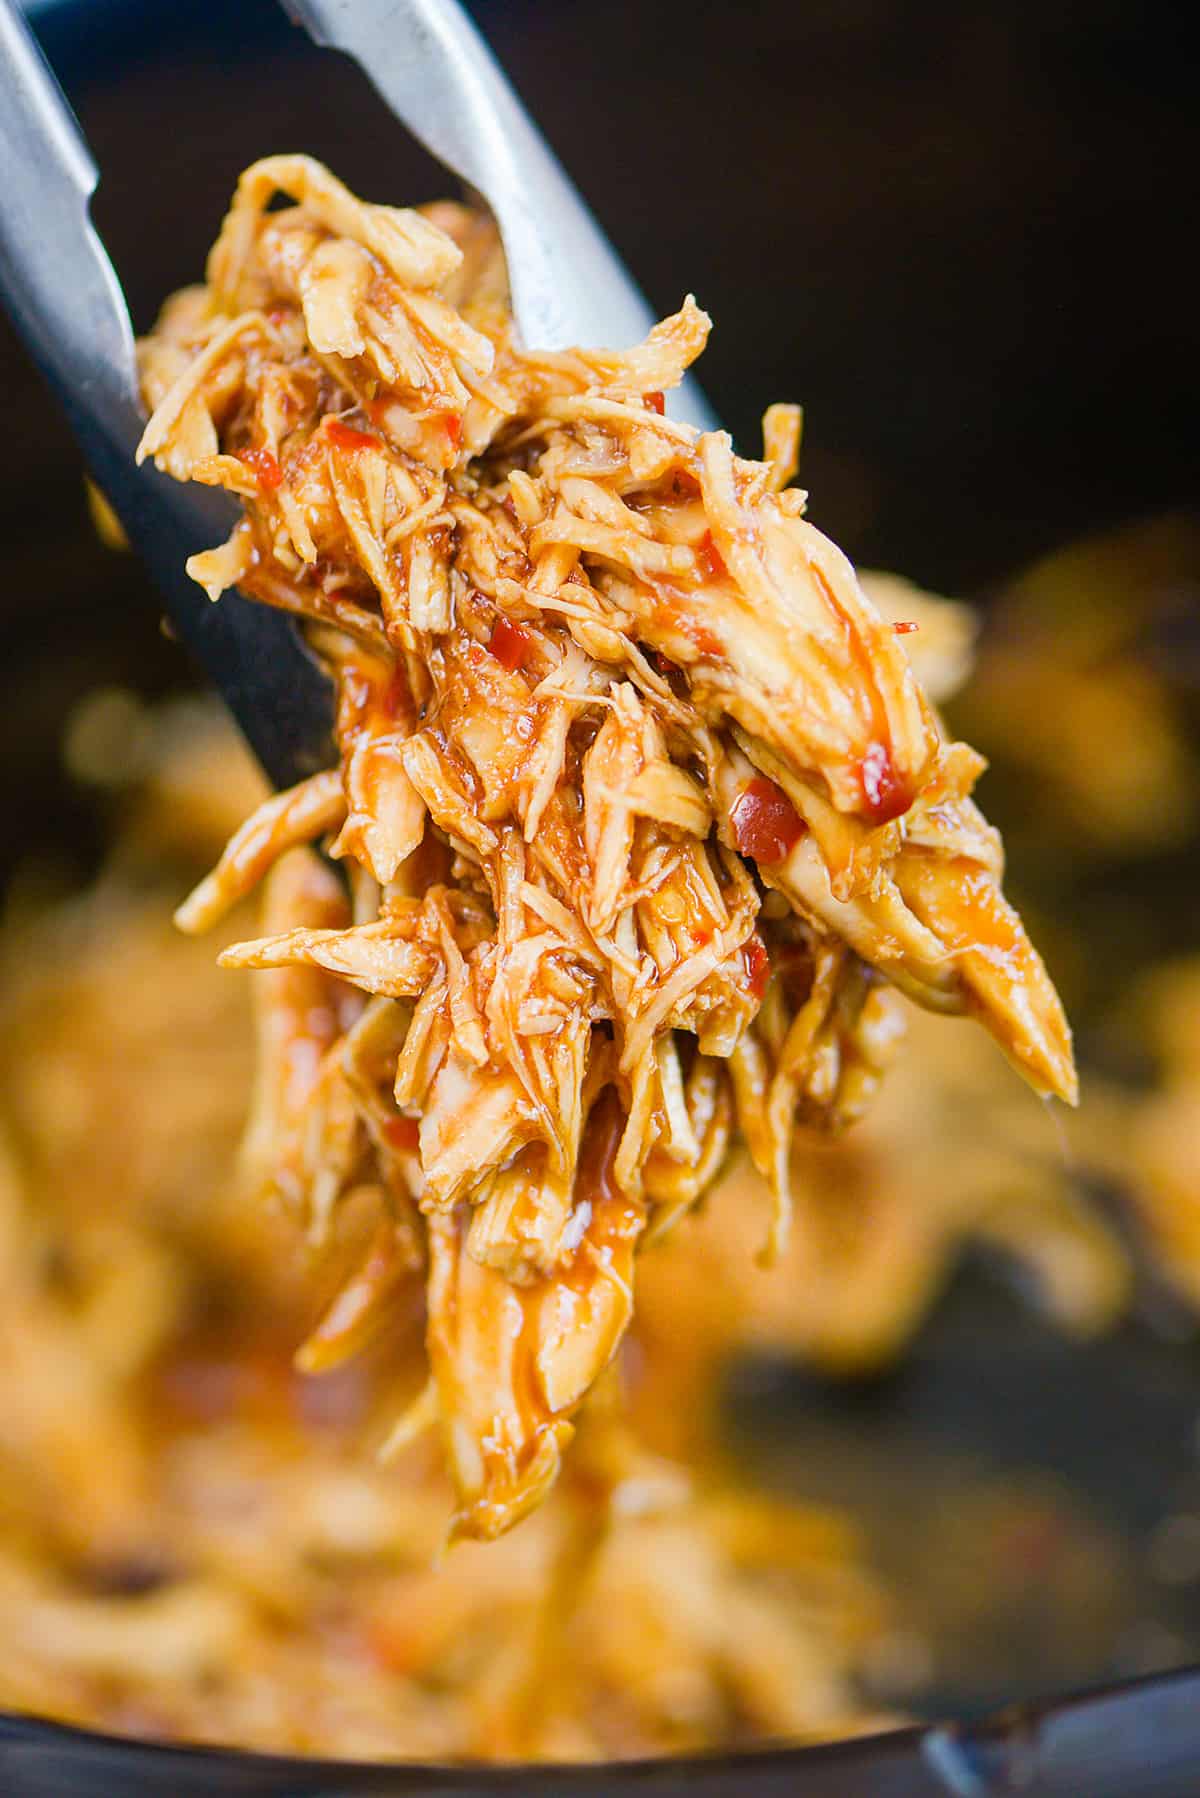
[135, 157, 1075, 1538]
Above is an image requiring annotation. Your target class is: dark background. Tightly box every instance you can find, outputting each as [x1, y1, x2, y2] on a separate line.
[4, 0, 1200, 1729]
[2, 0, 1198, 865]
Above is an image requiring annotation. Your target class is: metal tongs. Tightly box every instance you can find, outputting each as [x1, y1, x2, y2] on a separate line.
[0, 0, 715, 790]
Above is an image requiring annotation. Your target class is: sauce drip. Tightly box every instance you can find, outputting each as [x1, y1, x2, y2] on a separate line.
[859, 741, 913, 826]
[730, 777, 805, 864]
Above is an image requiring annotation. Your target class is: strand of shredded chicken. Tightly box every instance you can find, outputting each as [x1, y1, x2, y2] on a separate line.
[137, 157, 1075, 1539]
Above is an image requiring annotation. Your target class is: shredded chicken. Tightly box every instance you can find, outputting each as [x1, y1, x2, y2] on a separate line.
[137, 157, 1075, 1538]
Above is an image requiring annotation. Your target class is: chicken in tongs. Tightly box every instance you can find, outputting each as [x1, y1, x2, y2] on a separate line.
[138, 157, 1075, 1538]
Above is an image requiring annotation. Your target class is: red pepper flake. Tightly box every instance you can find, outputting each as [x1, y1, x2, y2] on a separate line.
[730, 777, 805, 864]
[697, 529, 726, 582]
[648, 649, 680, 679]
[440, 411, 463, 449]
[892, 619, 920, 635]
[326, 418, 378, 453]
[859, 741, 914, 825]
[741, 933, 771, 1000]
[643, 390, 666, 415]
[384, 1116, 419, 1152]
[237, 446, 283, 492]
[683, 615, 724, 657]
[488, 614, 534, 672]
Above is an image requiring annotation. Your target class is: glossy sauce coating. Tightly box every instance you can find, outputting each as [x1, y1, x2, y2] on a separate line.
[730, 777, 805, 864]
